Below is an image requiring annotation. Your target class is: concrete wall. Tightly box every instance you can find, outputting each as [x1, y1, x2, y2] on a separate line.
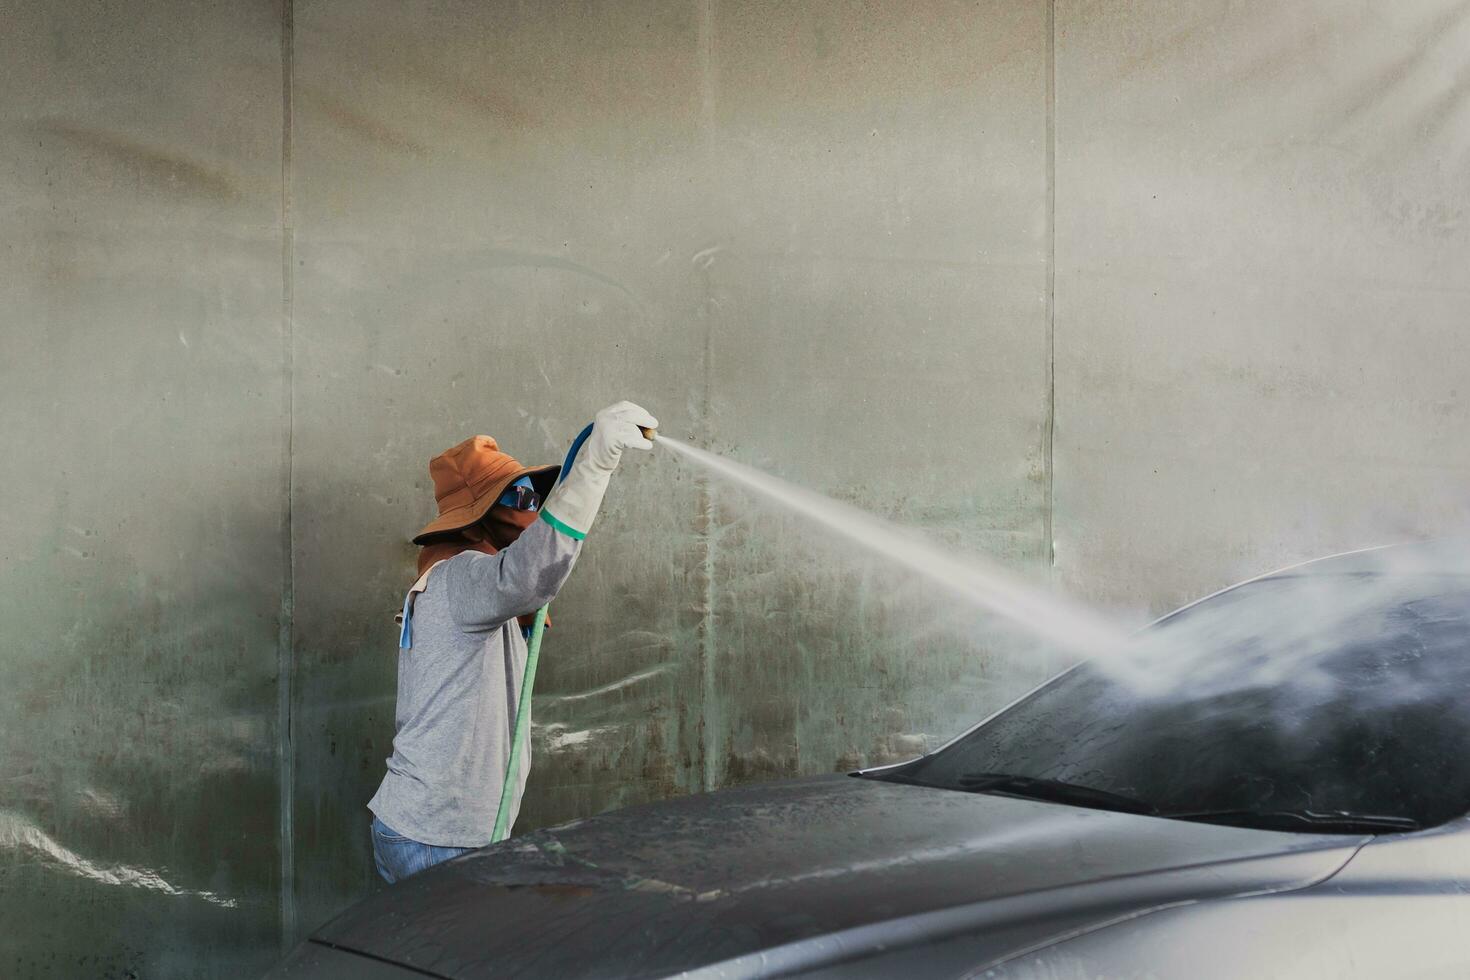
[1054, 0, 1470, 615]
[1, 0, 287, 975]
[3, 0, 1467, 975]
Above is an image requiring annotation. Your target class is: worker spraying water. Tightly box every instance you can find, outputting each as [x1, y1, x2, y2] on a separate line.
[371, 408, 1142, 885]
[367, 401, 657, 884]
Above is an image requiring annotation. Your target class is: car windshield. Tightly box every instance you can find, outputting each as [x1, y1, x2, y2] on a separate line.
[869, 573, 1470, 832]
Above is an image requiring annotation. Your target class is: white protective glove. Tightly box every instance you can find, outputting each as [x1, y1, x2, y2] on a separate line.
[541, 401, 658, 539]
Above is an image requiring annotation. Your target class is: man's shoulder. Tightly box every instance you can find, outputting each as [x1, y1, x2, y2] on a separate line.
[426, 550, 493, 589]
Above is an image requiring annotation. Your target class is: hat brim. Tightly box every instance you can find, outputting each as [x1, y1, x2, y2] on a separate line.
[411, 463, 560, 544]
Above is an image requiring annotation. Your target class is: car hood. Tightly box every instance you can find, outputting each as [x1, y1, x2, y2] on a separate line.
[312, 775, 1360, 978]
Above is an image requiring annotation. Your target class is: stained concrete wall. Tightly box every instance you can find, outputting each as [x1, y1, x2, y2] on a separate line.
[3, 1, 1468, 975]
[1, 1, 288, 975]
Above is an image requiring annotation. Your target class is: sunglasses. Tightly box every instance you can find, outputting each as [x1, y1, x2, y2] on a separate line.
[496, 484, 542, 512]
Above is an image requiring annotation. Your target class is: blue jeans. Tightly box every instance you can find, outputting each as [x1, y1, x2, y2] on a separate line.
[370, 815, 473, 884]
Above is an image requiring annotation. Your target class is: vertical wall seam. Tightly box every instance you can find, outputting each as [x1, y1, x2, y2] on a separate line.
[1043, 0, 1057, 573]
[696, 0, 718, 794]
[277, 0, 297, 950]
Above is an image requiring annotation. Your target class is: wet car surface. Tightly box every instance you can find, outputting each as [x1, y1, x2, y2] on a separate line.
[268, 543, 1470, 978]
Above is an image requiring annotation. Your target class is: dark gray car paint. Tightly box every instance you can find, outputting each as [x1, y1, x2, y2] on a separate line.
[272, 775, 1360, 979]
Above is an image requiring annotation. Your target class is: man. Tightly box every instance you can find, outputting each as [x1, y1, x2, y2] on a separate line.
[368, 400, 658, 883]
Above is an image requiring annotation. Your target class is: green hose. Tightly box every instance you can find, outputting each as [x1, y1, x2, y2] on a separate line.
[489, 421, 594, 843]
[492, 603, 548, 843]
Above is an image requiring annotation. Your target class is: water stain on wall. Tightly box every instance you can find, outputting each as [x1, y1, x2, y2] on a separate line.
[24, 119, 242, 201]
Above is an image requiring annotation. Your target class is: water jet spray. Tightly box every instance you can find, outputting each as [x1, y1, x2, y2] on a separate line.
[654, 435, 1142, 677]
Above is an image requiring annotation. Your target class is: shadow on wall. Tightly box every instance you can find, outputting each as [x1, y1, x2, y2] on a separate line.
[285, 470, 412, 941]
[0, 495, 284, 978]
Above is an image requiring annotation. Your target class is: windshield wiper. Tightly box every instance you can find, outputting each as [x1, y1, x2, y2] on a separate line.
[951, 773, 1160, 816]
[1165, 808, 1421, 835]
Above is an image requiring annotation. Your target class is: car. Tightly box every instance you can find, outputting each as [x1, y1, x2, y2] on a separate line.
[267, 541, 1470, 978]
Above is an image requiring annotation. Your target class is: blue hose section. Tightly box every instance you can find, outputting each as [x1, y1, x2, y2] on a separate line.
[558, 422, 594, 488]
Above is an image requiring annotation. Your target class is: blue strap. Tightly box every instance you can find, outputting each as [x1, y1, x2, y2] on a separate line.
[398, 592, 415, 650]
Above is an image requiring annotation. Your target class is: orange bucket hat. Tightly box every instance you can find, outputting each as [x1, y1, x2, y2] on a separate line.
[412, 435, 559, 544]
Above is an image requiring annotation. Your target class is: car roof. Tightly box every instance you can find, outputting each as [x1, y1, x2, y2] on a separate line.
[1262, 538, 1470, 578]
[1151, 537, 1470, 630]
[896, 538, 1470, 770]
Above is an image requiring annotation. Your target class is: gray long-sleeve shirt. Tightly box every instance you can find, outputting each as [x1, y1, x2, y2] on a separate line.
[368, 516, 581, 846]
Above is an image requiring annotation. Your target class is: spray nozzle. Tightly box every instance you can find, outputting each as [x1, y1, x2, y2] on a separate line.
[639, 425, 657, 442]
